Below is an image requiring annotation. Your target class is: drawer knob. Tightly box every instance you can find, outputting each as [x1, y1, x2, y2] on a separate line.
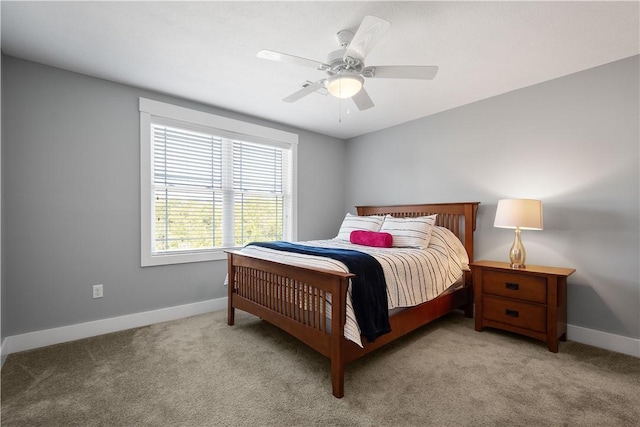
[505, 309, 520, 318]
[505, 282, 520, 290]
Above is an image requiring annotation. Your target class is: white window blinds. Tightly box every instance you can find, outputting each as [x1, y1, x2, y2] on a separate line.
[152, 124, 223, 252]
[151, 122, 292, 254]
[140, 98, 297, 266]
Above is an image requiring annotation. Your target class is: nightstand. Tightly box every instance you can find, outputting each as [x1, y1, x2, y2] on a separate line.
[471, 260, 575, 352]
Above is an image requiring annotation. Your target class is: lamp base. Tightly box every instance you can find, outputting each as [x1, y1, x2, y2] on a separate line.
[509, 227, 526, 269]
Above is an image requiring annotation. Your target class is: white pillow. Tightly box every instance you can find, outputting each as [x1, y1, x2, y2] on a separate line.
[335, 213, 384, 241]
[380, 214, 437, 248]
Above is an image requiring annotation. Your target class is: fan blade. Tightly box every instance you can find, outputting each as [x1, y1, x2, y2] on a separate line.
[352, 87, 375, 111]
[257, 50, 328, 71]
[367, 65, 439, 80]
[344, 16, 391, 62]
[283, 81, 326, 103]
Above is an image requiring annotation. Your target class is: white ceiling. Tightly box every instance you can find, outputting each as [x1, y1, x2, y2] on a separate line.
[2, 1, 639, 139]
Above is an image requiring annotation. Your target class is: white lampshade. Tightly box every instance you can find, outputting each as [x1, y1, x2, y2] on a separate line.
[494, 199, 543, 269]
[494, 199, 543, 230]
[326, 73, 363, 99]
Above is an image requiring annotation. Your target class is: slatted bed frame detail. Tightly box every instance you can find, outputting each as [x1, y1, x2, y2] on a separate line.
[227, 202, 479, 398]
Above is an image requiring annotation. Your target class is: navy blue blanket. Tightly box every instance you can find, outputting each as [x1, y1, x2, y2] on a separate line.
[247, 241, 391, 342]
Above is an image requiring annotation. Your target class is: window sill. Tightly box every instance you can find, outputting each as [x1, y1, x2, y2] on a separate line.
[141, 249, 231, 267]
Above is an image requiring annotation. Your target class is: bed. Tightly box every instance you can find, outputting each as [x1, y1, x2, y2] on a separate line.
[226, 202, 479, 398]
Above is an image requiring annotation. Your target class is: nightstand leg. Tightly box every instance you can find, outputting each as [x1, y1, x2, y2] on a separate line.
[472, 269, 483, 330]
[474, 315, 483, 332]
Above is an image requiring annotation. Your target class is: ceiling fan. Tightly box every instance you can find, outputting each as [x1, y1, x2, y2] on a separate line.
[257, 15, 439, 111]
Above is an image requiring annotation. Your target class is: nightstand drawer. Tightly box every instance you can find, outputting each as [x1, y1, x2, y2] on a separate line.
[482, 296, 546, 333]
[482, 270, 546, 304]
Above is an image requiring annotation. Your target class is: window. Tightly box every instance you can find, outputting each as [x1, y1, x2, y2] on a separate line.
[140, 98, 298, 266]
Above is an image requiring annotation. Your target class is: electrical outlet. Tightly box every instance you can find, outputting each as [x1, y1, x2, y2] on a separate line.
[93, 284, 103, 299]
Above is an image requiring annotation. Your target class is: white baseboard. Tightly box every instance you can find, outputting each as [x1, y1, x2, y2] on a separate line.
[568, 324, 639, 357]
[1, 297, 227, 365]
[1, 300, 637, 369]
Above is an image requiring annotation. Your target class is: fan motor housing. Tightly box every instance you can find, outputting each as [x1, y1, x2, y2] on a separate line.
[326, 48, 363, 75]
[326, 49, 346, 66]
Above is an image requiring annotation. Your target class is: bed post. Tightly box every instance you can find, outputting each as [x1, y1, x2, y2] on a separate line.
[463, 202, 479, 318]
[330, 276, 349, 398]
[227, 253, 235, 326]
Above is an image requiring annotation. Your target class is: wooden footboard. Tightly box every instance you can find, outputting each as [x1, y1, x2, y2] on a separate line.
[227, 251, 354, 397]
[227, 201, 479, 398]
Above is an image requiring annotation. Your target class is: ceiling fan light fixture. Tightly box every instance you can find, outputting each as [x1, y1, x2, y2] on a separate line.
[326, 74, 363, 99]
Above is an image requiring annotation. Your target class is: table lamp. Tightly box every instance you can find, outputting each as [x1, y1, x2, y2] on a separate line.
[494, 199, 543, 268]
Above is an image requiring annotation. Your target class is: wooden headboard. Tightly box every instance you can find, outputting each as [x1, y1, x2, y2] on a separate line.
[355, 202, 480, 264]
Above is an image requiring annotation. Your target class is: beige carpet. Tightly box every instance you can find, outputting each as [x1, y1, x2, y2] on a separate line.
[2, 310, 639, 426]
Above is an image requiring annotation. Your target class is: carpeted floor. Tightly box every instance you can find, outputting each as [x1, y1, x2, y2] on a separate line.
[2, 309, 639, 426]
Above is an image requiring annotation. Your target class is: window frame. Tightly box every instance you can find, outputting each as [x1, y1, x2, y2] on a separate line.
[140, 98, 298, 267]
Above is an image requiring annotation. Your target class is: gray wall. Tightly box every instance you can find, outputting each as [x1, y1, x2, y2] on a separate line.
[345, 55, 640, 340]
[1, 56, 347, 336]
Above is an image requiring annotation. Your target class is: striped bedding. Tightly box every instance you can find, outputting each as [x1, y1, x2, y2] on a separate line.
[236, 226, 469, 348]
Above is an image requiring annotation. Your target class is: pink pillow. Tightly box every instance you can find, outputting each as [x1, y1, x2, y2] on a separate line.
[350, 230, 393, 248]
